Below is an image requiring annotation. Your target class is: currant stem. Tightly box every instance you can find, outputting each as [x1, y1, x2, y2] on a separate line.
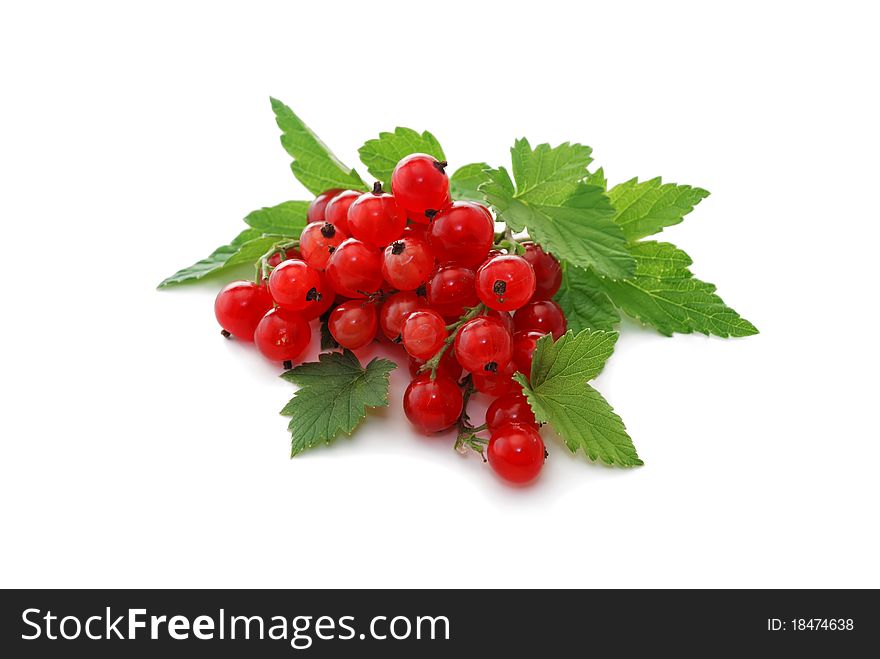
[254, 238, 300, 283]
[452, 375, 488, 460]
[420, 303, 486, 378]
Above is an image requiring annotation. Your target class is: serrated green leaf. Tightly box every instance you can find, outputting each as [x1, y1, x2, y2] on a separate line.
[554, 261, 620, 333]
[609, 177, 710, 241]
[585, 167, 606, 190]
[158, 229, 276, 288]
[244, 200, 310, 235]
[358, 127, 445, 187]
[280, 351, 396, 456]
[270, 97, 367, 195]
[593, 241, 758, 337]
[515, 331, 642, 467]
[449, 162, 491, 201]
[509, 138, 593, 205]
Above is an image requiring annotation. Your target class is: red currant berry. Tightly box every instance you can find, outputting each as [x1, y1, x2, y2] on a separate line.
[379, 291, 423, 341]
[307, 188, 345, 223]
[522, 243, 562, 300]
[391, 153, 450, 215]
[406, 210, 431, 226]
[486, 392, 537, 432]
[454, 316, 513, 374]
[512, 330, 544, 377]
[381, 237, 435, 291]
[328, 301, 378, 350]
[268, 259, 326, 313]
[301, 271, 336, 321]
[267, 247, 302, 268]
[214, 280, 273, 341]
[402, 222, 429, 241]
[425, 265, 478, 318]
[347, 183, 407, 248]
[325, 238, 383, 298]
[483, 308, 515, 334]
[471, 359, 517, 396]
[487, 423, 545, 484]
[401, 309, 447, 360]
[324, 189, 361, 235]
[476, 254, 536, 311]
[408, 350, 462, 381]
[513, 300, 567, 339]
[299, 221, 348, 271]
[254, 307, 311, 363]
[403, 373, 463, 434]
[427, 201, 495, 268]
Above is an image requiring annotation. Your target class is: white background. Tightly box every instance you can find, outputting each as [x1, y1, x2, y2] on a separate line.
[1, 1, 878, 589]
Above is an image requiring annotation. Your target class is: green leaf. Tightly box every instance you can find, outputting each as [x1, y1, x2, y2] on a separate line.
[593, 241, 759, 337]
[358, 127, 445, 186]
[608, 177, 710, 241]
[480, 139, 634, 279]
[244, 201, 310, 235]
[280, 350, 396, 456]
[158, 229, 276, 288]
[449, 162, 491, 201]
[270, 97, 367, 195]
[554, 261, 620, 333]
[585, 167, 606, 190]
[515, 331, 642, 467]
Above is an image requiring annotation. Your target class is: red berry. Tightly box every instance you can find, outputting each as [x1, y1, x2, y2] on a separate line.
[406, 210, 431, 226]
[513, 300, 567, 339]
[214, 280, 273, 341]
[471, 359, 517, 396]
[522, 243, 562, 300]
[267, 247, 302, 268]
[325, 238, 383, 298]
[425, 265, 478, 318]
[382, 237, 435, 290]
[512, 330, 544, 377]
[347, 184, 407, 247]
[391, 153, 450, 215]
[403, 374, 463, 433]
[486, 392, 537, 432]
[328, 301, 378, 350]
[324, 190, 361, 235]
[427, 201, 495, 267]
[307, 188, 345, 223]
[401, 309, 447, 360]
[268, 259, 326, 313]
[487, 423, 545, 484]
[476, 254, 536, 311]
[301, 271, 336, 320]
[299, 221, 348, 271]
[408, 351, 462, 381]
[402, 222, 429, 241]
[482, 308, 514, 334]
[454, 316, 513, 374]
[379, 291, 423, 341]
[254, 307, 311, 363]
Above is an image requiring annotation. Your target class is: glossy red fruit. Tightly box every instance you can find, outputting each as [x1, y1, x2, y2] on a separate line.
[268, 259, 326, 313]
[382, 237, 435, 290]
[512, 330, 544, 378]
[406, 210, 431, 226]
[324, 190, 361, 235]
[328, 301, 378, 350]
[513, 300, 567, 339]
[401, 309, 447, 360]
[307, 188, 345, 223]
[254, 307, 311, 363]
[408, 351, 463, 381]
[299, 221, 348, 271]
[391, 153, 450, 215]
[486, 392, 537, 432]
[454, 316, 513, 374]
[347, 184, 407, 248]
[379, 291, 423, 341]
[325, 238, 383, 298]
[403, 374, 463, 433]
[214, 280, 274, 341]
[471, 359, 517, 396]
[301, 271, 335, 320]
[483, 308, 514, 334]
[487, 423, 545, 484]
[267, 247, 302, 268]
[402, 222, 429, 241]
[476, 254, 536, 311]
[522, 243, 562, 300]
[425, 265, 478, 318]
[427, 201, 495, 268]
